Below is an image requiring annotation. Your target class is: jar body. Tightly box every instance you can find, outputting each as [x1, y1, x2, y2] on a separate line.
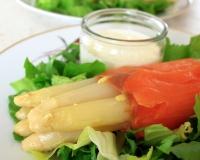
[80, 9, 167, 68]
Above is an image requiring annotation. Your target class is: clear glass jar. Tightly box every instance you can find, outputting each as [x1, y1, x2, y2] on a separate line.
[80, 8, 168, 68]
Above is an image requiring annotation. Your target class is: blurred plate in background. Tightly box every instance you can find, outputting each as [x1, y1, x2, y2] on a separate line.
[16, 0, 193, 24]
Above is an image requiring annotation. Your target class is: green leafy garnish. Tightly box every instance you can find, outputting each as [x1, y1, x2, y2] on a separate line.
[10, 41, 106, 93]
[189, 35, 200, 58]
[35, 0, 173, 17]
[194, 95, 200, 136]
[13, 132, 24, 142]
[8, 95, 21, 123]
[163, 35, 200, 61]
[51, 74, 86, 85]
[171, 141, 200, 160]
[56, 144, 97, 160]
[61, 43, 80, 63]
[11, 78, 37, 92]
[31, 127, 118, 160]
[144, 124, 179, 145]
[157, 135, 177, 154]
[120, 131, 137, 155]
[120, 147, 153, 160]
[63, 61, 106, 78]
[36, 0, 60, 10]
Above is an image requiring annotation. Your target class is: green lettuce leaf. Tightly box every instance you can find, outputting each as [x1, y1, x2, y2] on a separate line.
[8, 95, 21, 122]
[163, 38, 189, 61]
[30, 127, 118, 160]
[56, 144, 97, 160]
[157, 135, 178, 154]
[11, 78, 37, 92]
[144, 124, 176, 145]
[194, 95, 200, 136]
[63, 60, 106, 78]
[189, 35, 200, 58]
[171, 141, 200, 160]
[119, 147, 153, 160]
[36, 0, 60, 11]
[88, 127, 118, 160]
[36, 0, 173, 16]
[52, 73, 87, 85]
[60, 43, 80, 63]
[120, 131, 137, 155]
[12, 132, 24, 142]
[163, 35, 200, 61]
[24, 58, 39, 79]
[51, 75, 72, 85]
[10, 41, 106, 93]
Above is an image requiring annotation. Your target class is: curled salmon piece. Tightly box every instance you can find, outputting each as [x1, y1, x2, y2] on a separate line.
[107, 59, 200, 129]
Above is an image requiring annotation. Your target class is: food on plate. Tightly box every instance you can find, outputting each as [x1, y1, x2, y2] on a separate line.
[14, 58, 200, 138]
[9, 35, 200, 160]
[14, 58, 200, 133]
[35, 0, 175, 17]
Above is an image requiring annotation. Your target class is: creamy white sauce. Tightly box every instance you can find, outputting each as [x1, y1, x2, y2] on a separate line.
[80, 24, 162, 68]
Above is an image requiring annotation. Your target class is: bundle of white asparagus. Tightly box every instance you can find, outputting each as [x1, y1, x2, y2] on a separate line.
[14, 77, 131, 151]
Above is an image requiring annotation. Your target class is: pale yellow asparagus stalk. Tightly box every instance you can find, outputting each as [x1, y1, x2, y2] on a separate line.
[28, 81, 119, 117]
[14, 78, 96, 107]
[14, 119, 32, 137]
[22, 131, 80, 151]
[28, 96, 131, 133]
[15, 107, 31, 120]
[22, 122, 129, 151]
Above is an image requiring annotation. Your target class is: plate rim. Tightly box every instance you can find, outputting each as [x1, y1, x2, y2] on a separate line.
[0, 25, 192, 55]
[0, 25, 79, 54]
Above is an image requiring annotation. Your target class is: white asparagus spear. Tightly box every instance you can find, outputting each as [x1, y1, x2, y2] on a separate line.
[15, 82, 120, 136]
[22, 131, 80, 151]
[14, 119, 32, 137]
[16, 107, 31, 120]
[22, 122, 129, 151]
[28, 96, 131, 133]
[14, 78, 96, 107]
[28, 81, 119, 117]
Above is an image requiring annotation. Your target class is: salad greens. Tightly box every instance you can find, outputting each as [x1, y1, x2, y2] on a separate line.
[194, 96, 200, 136]
[9, 35, 200, 160]
[163, 35, 200, 61]
[171, 141, 200, 160]
[8, 94, 21, 123]
[35, 0, 173, 17]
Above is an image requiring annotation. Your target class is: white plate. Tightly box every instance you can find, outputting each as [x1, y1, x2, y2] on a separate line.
[16, 0, 193, 24]
[0, 26, 191, 159]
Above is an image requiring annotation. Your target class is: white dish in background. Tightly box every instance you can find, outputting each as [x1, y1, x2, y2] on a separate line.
[16, 0, 193, 24]
[0, 26, 191, 159]
[16, 0, 82, 24]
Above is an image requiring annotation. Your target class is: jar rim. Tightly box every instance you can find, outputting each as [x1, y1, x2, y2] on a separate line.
[81, 8, 168, 43]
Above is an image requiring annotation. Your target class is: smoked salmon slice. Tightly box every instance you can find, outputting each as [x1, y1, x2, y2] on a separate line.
[108, 59, 200, 129]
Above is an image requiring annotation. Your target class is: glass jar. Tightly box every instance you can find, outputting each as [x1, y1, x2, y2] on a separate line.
[80, 8, 168, 68]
